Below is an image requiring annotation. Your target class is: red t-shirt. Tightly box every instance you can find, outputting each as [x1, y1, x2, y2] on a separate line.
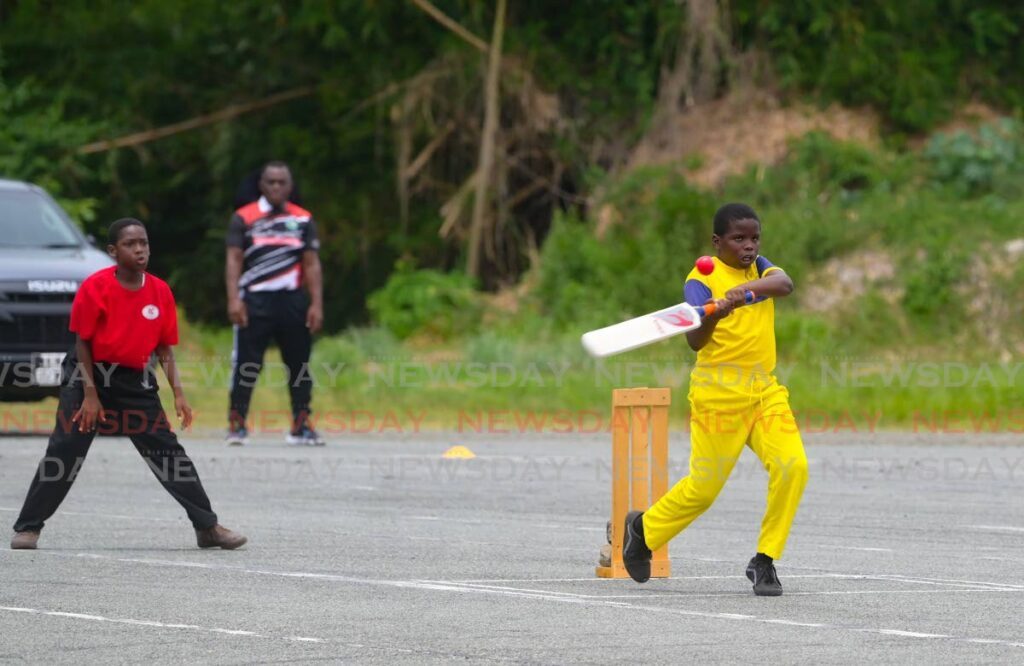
[70, 266, 179, 370]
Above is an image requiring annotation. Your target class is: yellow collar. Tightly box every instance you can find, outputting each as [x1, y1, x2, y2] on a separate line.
[713, 256, 752, 276]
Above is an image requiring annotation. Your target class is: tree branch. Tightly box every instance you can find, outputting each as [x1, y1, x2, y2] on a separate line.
[408, 0, 489, 53]
[403, 121, 456, 180]
[466, 0, 506, 279]
[77, 86, 316, 154]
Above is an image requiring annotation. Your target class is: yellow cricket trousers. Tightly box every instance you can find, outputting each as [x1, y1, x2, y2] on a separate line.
[643, 372, 808, 560]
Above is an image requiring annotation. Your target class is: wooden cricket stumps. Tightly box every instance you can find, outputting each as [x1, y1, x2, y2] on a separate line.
[596, 387, 672, 579]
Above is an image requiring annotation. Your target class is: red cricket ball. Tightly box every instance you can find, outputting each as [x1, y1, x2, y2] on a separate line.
[696, 255, 715, 275]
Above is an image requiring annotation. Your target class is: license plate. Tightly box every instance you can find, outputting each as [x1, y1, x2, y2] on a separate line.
[33, 352, 65, 386]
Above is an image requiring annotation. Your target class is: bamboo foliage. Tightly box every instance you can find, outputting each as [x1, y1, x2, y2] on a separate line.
[400, 0, 567, 286]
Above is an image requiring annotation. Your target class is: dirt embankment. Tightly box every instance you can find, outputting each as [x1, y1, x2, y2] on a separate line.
[627, 90, 879, 188]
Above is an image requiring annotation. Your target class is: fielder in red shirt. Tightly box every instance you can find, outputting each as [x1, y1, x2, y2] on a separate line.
[10, 219, 246, 551]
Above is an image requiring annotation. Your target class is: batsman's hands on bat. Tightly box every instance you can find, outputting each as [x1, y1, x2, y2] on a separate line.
[703, 298, 735, 322]
[724, 286, 753, 306]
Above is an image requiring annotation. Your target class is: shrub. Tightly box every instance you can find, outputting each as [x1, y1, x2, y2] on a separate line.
[367, 261, 481, 340]
[924, 119, 1024, 195]
[901, 244, 967, 330]
[534, 168, 714, 331]
[732, 133, 899, 209]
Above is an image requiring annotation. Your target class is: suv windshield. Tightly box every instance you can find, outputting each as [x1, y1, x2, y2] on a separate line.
[0, 191, 83, 247]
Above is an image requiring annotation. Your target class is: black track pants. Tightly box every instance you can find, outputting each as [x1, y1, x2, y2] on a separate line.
[228, 290, 313, 429]
[14, 358, 218, 532]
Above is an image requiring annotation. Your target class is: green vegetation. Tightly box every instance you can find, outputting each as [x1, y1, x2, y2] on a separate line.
[2, 3, 1023, 431]
[12, 129, 1023, 433]
[3, 1, 1023, 324]
[249, 127, 1016, 432]
[368, 260, 481, 340]
[535, 169, 713, 330]
[735, 1, 1024, 131]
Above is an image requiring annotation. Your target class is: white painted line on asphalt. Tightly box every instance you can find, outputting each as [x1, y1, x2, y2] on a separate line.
[400, 533, 583, 553]
[877, 629, 952, 639]
[6, 538, 1019, 592]
[981, 556, 1024, 563]
[0, 506, 179, 523]
[873, 574, 1023, 591]
[746, 560, 1024, 592]
[0, 605, 323, 643]
[435, 582, 588, 598]
[761, 619, 826, 628]
[967, 525, 1024, 533]
[449, 574, 878, 583]
[632, 602, 1024, 650]
[833, 546, 893, 552]
[0, 509, 592, 554]
[450, 573, 622, 577]
[14, 550, 1024, 651]
[444, 578, 1023, 599]
[582, 589, 1023, 599]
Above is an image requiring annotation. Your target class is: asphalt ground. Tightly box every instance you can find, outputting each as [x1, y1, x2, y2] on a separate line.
[1, 431, 1023, 664]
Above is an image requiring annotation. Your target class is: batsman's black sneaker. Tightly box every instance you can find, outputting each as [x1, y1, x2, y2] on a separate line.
[622, 510, 652, 583]
[746, 555, 783, 596]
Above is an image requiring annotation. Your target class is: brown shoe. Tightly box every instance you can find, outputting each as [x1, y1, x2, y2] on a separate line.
[11, 531, 40, 550]
[195, 524, 247, 550]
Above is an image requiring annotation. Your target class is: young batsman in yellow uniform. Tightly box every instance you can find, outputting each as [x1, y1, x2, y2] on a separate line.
[623, 203, 808, 596]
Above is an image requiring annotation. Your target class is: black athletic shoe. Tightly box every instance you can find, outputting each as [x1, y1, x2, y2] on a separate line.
[622, 510, 652, 583]
[286, 425, 326, 446]
[746, 556, 783, 596]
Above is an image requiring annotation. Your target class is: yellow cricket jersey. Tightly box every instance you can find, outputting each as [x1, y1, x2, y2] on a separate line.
[683, 255, 783, 373]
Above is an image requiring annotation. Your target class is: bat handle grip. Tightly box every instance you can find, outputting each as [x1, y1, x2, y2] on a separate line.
[695, 290, 756, 318]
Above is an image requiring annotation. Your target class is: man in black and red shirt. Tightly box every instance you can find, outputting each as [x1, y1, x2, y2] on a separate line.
[225, 161, 325, 445]
[10, 218, 246, 550]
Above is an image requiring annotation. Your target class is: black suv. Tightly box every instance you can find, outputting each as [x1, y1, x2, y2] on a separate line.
[0, 179, 113, 401]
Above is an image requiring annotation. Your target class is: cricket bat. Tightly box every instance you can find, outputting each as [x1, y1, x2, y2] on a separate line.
[581, 291, 756, 358]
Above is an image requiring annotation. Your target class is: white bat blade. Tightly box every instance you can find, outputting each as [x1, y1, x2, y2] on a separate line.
[581, 302, 702, 358]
